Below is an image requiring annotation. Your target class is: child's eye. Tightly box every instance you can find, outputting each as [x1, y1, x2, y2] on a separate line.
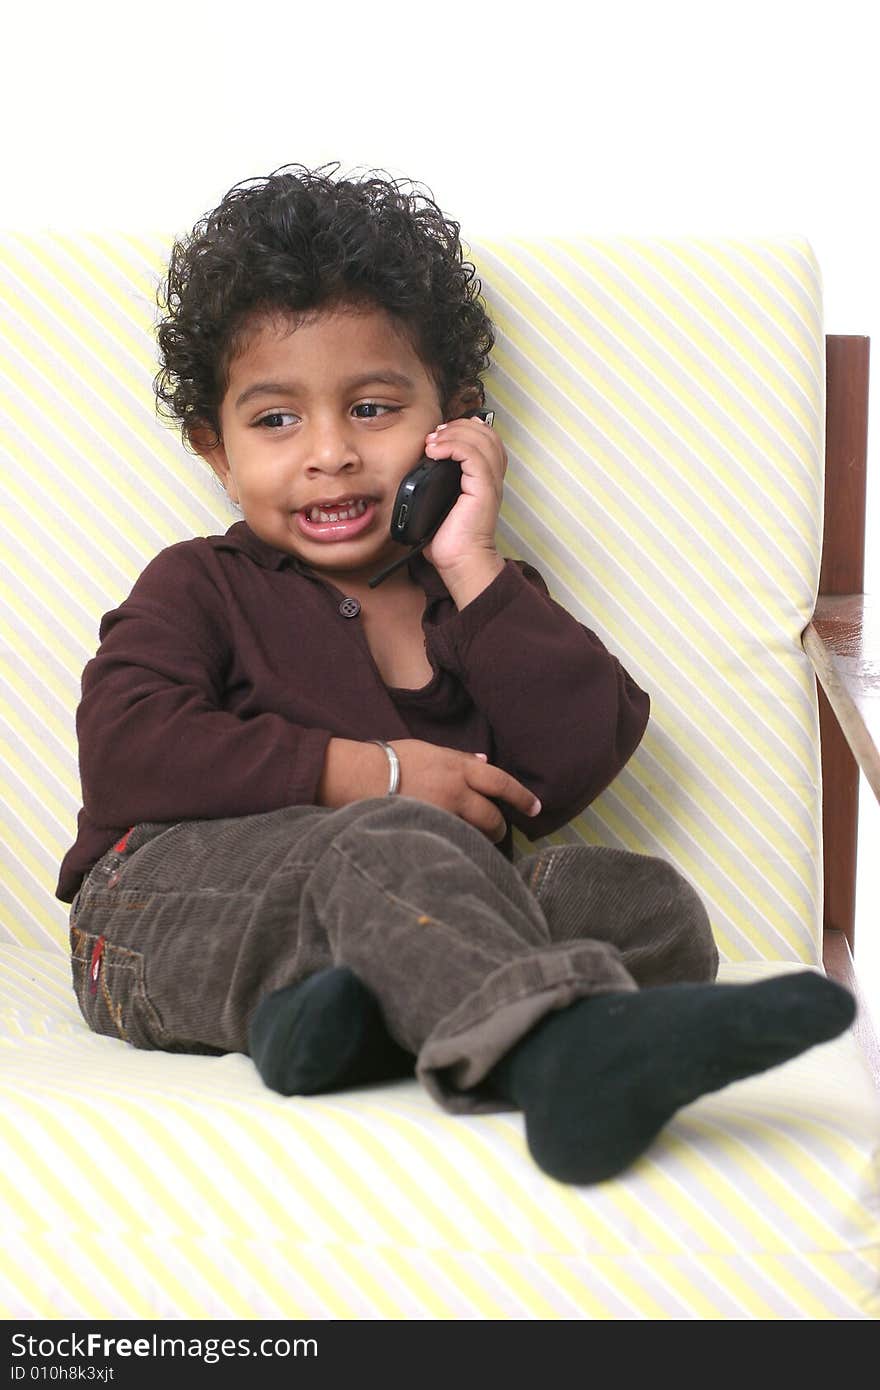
[353, 402, 398, 419]
[256, 412, 297, 429]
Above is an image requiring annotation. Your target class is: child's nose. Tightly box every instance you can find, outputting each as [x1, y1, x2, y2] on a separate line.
[302, 416, 362, 476]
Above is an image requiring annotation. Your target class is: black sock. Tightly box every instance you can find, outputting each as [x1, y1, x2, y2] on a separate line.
[488, 972, 856, 1185]
[248, 967, 414, 1096]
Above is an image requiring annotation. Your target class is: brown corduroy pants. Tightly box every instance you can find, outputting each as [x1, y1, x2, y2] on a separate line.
[69, 797, 718, 1113]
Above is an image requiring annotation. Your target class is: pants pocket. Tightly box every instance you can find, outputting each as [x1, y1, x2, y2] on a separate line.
[69, 926, 166, 1050]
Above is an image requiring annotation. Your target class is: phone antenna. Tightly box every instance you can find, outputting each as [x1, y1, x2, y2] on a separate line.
[367, 535, 432, 589]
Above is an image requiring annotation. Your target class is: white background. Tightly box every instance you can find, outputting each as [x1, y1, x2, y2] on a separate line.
[2, 0, 877, 1008]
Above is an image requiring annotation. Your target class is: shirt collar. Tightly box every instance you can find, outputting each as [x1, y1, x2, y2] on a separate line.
[208, 520, 450, 599]
[208, 521, 294, 571]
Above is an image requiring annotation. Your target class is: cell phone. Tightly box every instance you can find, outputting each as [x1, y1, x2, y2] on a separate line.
[390, 408, 495, 545]
[389, 458, 461, 546]
[368, 408, 496, 589]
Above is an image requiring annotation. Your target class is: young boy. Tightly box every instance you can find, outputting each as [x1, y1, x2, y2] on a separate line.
[57, 163, 855, 1186]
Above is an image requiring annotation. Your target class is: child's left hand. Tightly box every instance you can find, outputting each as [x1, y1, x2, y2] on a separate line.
[422, 415, 507, 587]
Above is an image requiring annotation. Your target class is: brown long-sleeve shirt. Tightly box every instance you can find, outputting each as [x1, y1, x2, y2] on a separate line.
[56, 521, 650, 902]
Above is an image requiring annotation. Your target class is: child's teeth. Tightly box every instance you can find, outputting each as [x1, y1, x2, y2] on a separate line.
[308, 499, 368, 523]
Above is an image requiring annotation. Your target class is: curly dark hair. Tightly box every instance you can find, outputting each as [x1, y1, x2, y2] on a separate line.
[154, 162, 495, 451]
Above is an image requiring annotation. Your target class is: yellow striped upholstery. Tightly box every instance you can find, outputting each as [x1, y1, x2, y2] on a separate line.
[1, 231, 824, 963]
[483, 234, 825, 966]
[1, 951, 877, 1318]
[1, 232, 878, 1318]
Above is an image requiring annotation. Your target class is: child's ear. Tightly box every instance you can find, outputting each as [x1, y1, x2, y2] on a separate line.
[188, 423, 239, 504]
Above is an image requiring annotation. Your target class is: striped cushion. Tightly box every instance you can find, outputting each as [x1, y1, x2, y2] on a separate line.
[2, 232, 877, 1321]
[1, 232, 824, 964]
[477, 234, 825, 965]
[1, 947, 878, 1319]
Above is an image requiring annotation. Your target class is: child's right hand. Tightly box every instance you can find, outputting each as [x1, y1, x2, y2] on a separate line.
[389, 738, 541, 843]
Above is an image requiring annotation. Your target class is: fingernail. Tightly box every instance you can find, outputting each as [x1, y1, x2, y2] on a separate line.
[530, 798, 542, 816]
[475, 752, 488, 761]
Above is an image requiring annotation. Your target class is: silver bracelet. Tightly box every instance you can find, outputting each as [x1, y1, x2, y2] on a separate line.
[371, 739, 401, 795]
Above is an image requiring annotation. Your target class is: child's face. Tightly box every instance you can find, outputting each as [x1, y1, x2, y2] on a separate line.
[194, 303, 461, 587]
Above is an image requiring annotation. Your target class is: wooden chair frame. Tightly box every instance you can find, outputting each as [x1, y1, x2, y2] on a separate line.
[808, 335, 878, 1080]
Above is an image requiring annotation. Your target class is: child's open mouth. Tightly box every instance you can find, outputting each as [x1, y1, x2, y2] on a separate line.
[295, 496, 378, 542]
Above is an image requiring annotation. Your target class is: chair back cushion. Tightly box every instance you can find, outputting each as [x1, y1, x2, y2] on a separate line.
[0, 232, 824, 962]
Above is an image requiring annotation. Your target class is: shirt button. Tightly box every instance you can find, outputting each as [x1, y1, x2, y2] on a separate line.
[338, 597, 361, 618]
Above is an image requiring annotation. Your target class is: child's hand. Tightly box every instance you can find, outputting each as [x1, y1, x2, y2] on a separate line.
[422, 416, 508, 605]
[391, 739, 541, 843]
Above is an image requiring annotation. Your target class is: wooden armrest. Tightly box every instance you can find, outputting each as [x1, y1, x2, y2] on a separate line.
[807, 593, 880, 1079]
[802, 593, 880, 806]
